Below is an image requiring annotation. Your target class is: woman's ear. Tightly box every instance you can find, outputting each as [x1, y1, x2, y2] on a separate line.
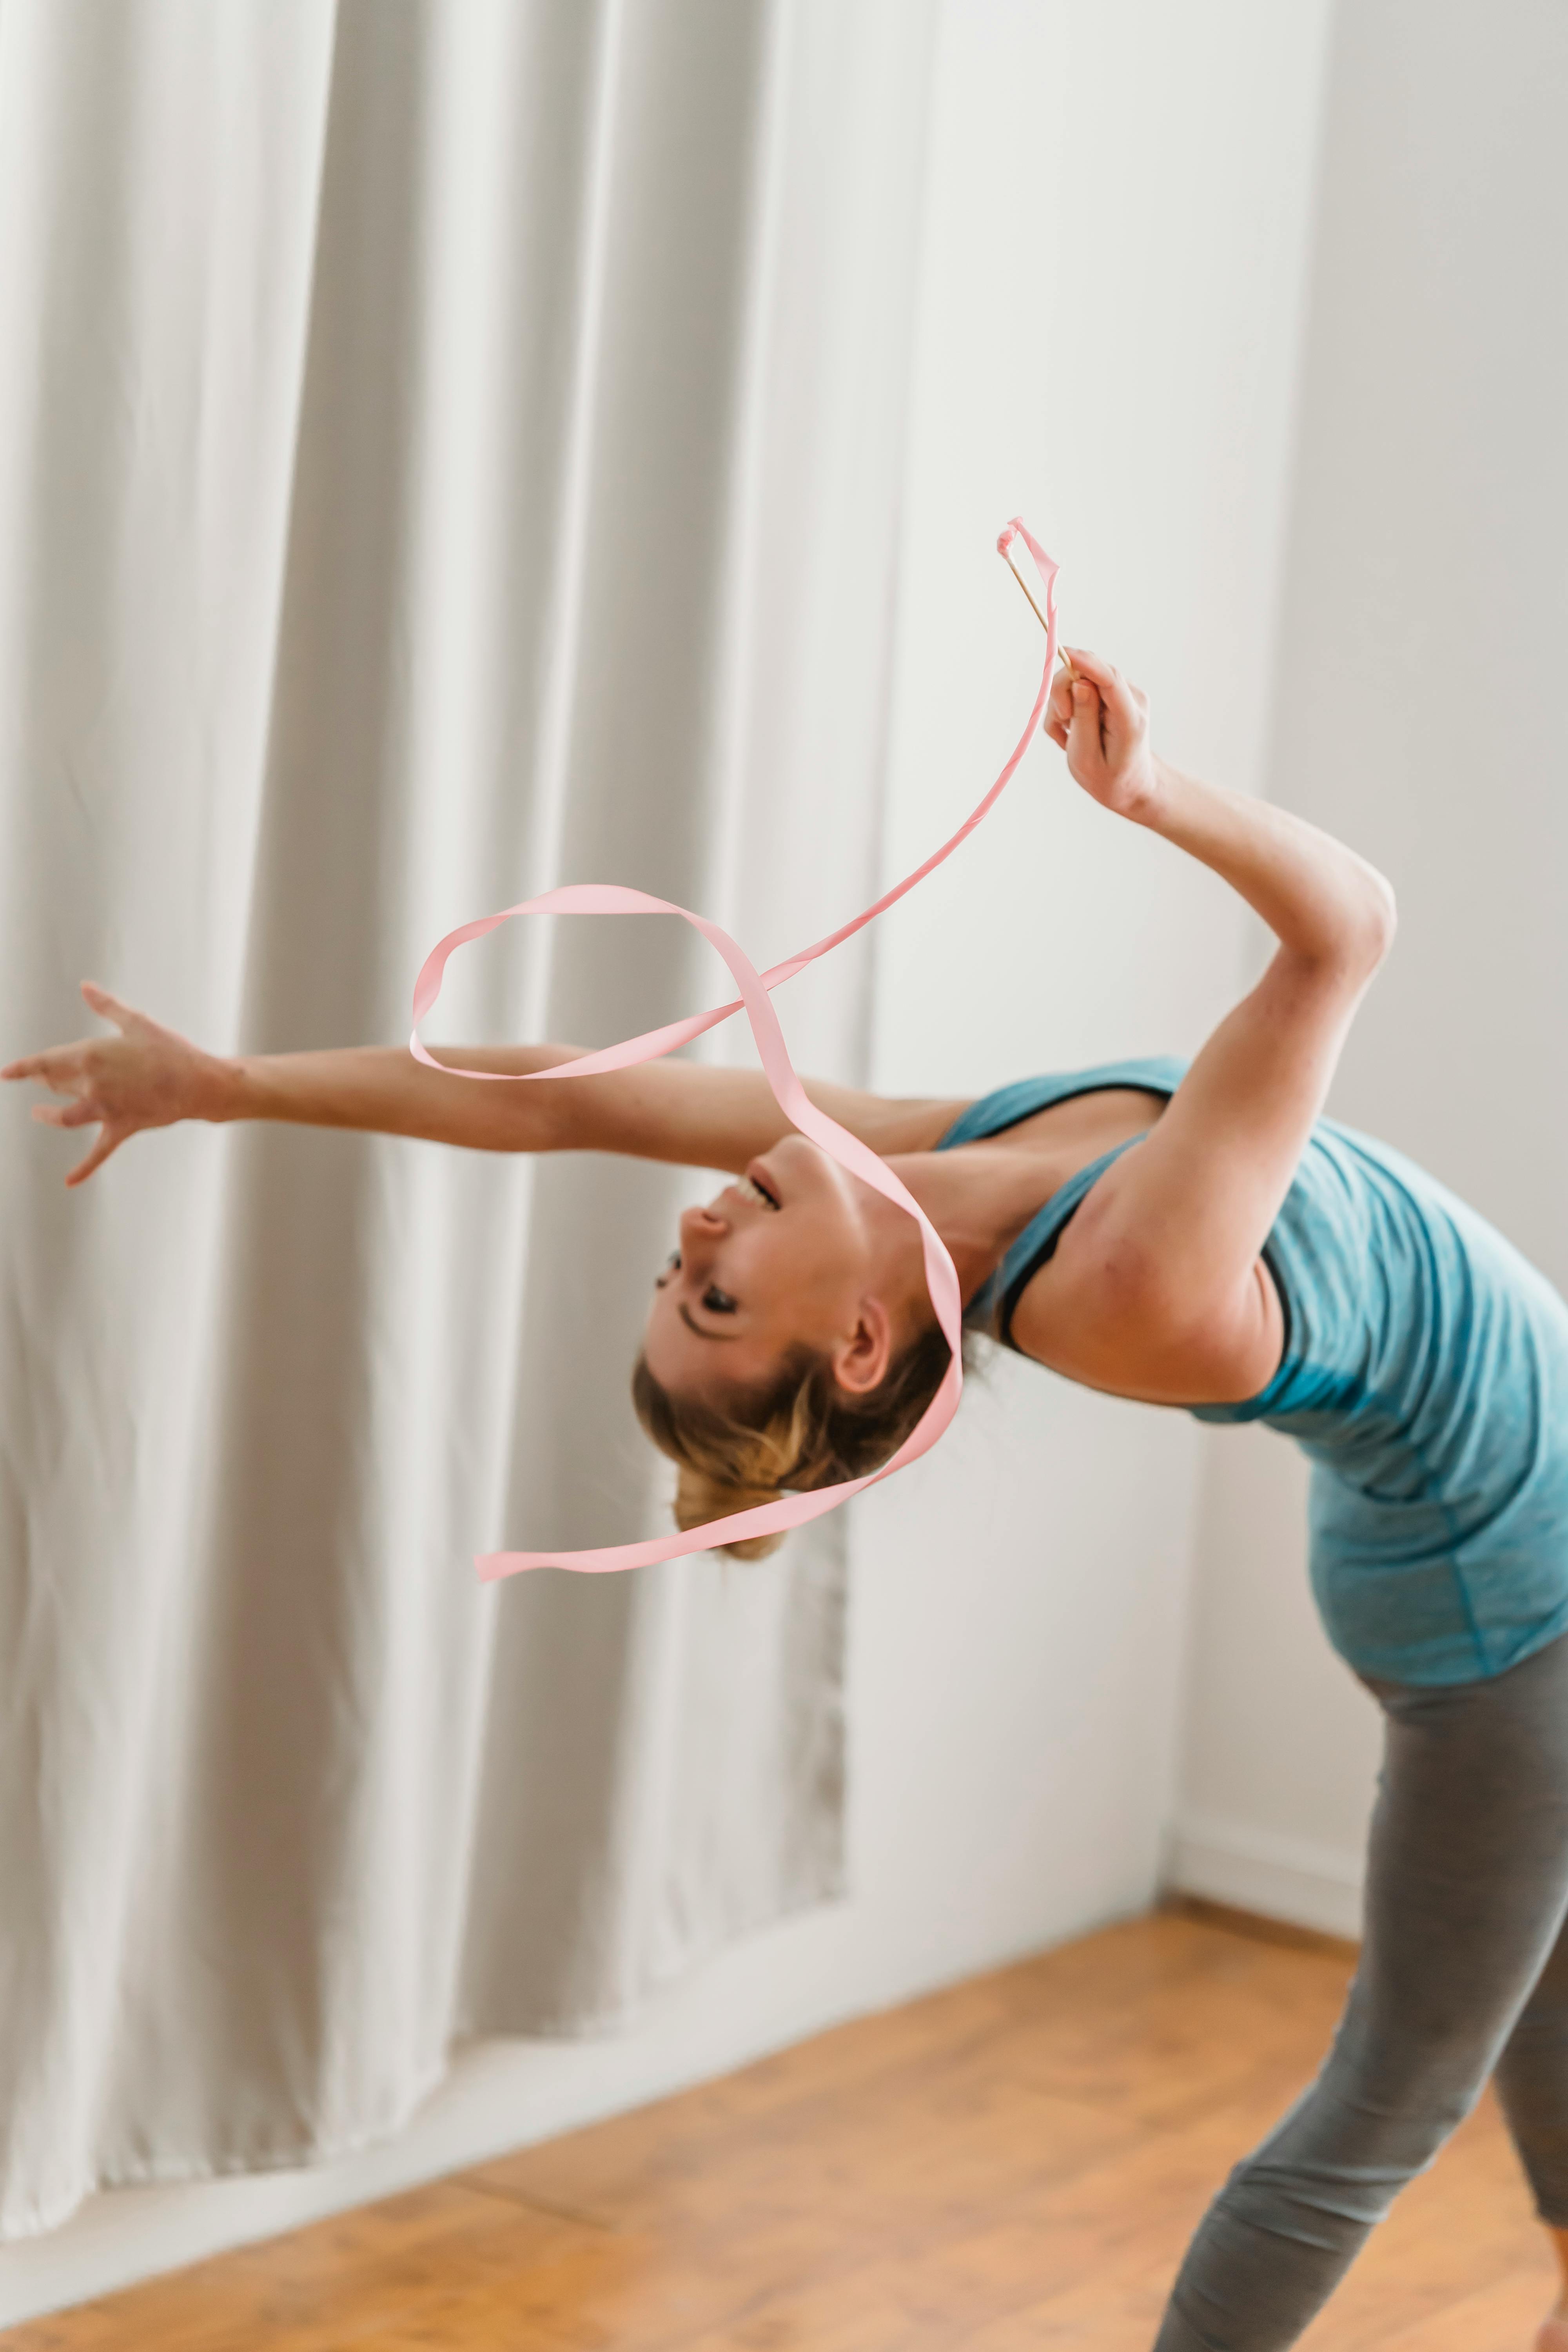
[830, 1295, 895, 1396]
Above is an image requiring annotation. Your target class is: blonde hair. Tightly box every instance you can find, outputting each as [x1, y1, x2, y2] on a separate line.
[631, 1323, 978, 1561]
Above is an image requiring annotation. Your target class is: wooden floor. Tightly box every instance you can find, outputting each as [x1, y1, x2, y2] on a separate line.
[3, 1900, 1555, 2351]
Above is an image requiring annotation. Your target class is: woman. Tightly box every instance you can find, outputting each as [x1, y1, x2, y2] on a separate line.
[8, 650, 1568, 2352]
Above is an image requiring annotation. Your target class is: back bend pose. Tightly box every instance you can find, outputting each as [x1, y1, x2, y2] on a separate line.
[9, 649, 1568, 2352]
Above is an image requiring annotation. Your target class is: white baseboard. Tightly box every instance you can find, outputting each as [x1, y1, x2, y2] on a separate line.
[1166, 1811, 1365, 1941]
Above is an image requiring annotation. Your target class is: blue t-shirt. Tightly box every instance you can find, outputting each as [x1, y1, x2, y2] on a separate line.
[938, 1056, 1568, 1687]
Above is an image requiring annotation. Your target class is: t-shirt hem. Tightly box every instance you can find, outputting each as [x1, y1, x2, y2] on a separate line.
[1332, 1596, 1568, 1688]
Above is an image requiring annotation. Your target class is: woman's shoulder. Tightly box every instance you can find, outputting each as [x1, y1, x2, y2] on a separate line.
[936, 1055, 1189, 1151]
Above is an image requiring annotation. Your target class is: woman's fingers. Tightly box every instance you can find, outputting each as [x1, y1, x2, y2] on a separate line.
[1063, 647, 1156, 782]
[1046, 668, 1075, 736]
[1066, 675, 1109, 775]
[4, 984, 141, 1084]
[23, 1072, 129, 1180]
[8, 1047, 89, 1096]
[1064, 646, 1145, 737]
[5, 994, 165, 1185]
[0, 1045, 85, 1082]
[1061, 644, 1119, 690]
[66, 1125, 125, 1187]
[1063, 646, 1132, 715]
[1058, 673, 1112, 796]
[1043, 644, 1158, 814]
[80, 980, 136, 1031]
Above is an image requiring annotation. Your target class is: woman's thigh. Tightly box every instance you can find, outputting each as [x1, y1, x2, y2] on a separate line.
[1346, 1626, 1568, 2114]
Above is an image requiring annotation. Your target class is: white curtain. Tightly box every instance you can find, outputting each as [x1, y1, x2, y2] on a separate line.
[0, 0, 936, 2234]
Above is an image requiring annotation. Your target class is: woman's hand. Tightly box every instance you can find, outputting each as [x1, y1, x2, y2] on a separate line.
[1044, 646, 1162, 819]
[1, 981, 233, 1185]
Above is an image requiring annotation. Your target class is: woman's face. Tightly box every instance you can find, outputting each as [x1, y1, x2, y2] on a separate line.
[641, 1134, 910, 1405]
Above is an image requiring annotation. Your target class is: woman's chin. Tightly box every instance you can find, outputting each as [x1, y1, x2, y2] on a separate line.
[769, 1131, 837, 1200]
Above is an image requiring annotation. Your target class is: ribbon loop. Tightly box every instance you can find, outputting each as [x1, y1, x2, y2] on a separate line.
[411, 521, 1060, 1575]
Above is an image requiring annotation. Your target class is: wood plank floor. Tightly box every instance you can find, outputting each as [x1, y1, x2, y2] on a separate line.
[4, 1900, 1555, 2350]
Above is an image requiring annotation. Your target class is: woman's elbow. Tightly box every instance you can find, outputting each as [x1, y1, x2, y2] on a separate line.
[1362, 868, 1398, 967]
[1339, 859, 1397, 977]
[1311, 866, 1396, 986]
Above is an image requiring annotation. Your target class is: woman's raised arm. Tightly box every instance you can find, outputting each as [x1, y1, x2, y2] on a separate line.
[1014, 648, 1396, 1400]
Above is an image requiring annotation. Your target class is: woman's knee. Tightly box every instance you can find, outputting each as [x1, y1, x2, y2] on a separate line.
[1220, 2060, 1481, 2234]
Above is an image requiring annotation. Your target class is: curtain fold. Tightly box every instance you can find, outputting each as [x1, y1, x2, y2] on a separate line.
[0, 0, 937, 2234]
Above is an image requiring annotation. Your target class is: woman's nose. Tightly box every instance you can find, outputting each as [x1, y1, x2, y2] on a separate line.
[679, 1203, 726, 1252]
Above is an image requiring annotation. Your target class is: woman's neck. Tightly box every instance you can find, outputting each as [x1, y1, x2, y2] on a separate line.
[881, 1143, 1071, 1308]
[880, 1086, 1167, 1313]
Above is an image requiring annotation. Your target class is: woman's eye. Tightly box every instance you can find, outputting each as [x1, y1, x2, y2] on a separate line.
[654, 1251, 681, 1289]
[702, 1286, 738, 1315]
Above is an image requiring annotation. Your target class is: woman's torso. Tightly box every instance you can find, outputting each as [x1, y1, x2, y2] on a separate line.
[933, 1056, 1568, 1689]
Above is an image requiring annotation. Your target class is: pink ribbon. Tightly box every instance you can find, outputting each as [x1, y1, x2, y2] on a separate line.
[411, 520, 1059, 1577]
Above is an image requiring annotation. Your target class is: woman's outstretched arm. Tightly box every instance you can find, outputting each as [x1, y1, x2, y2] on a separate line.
[1016, 646, 1396, 1401]
[2, 983, 958, 1185]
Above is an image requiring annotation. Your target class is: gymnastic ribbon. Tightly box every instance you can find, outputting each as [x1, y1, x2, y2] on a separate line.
[410, 519, 1059, 1577]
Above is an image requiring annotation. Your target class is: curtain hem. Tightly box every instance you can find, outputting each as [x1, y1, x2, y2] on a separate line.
[0, 1862, 852, 2246]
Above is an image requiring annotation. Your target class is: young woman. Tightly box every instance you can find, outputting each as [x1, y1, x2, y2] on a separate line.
[9, 651, 1568, 2352]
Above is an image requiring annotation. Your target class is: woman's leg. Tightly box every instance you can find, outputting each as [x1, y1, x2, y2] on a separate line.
[1494, 1890, 1568, 2336]
[1152, 1627, 1568, 2352]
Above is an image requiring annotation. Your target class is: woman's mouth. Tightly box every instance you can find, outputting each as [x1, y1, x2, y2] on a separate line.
[737, 1163, 781, 1210]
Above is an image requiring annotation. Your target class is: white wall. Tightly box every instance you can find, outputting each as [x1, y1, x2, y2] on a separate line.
[858, 0, 1332, 1964]
[1174, 0, 1568, 1937]
[0, 0, 1333, 2321]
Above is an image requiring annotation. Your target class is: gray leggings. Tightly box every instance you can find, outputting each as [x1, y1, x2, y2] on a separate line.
[1154, 1624, 1568, 2352]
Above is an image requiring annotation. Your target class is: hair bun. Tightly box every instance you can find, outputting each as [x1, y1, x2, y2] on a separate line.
[633, 1327, 967, 1570]
[674, 1465, 787, 1562]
